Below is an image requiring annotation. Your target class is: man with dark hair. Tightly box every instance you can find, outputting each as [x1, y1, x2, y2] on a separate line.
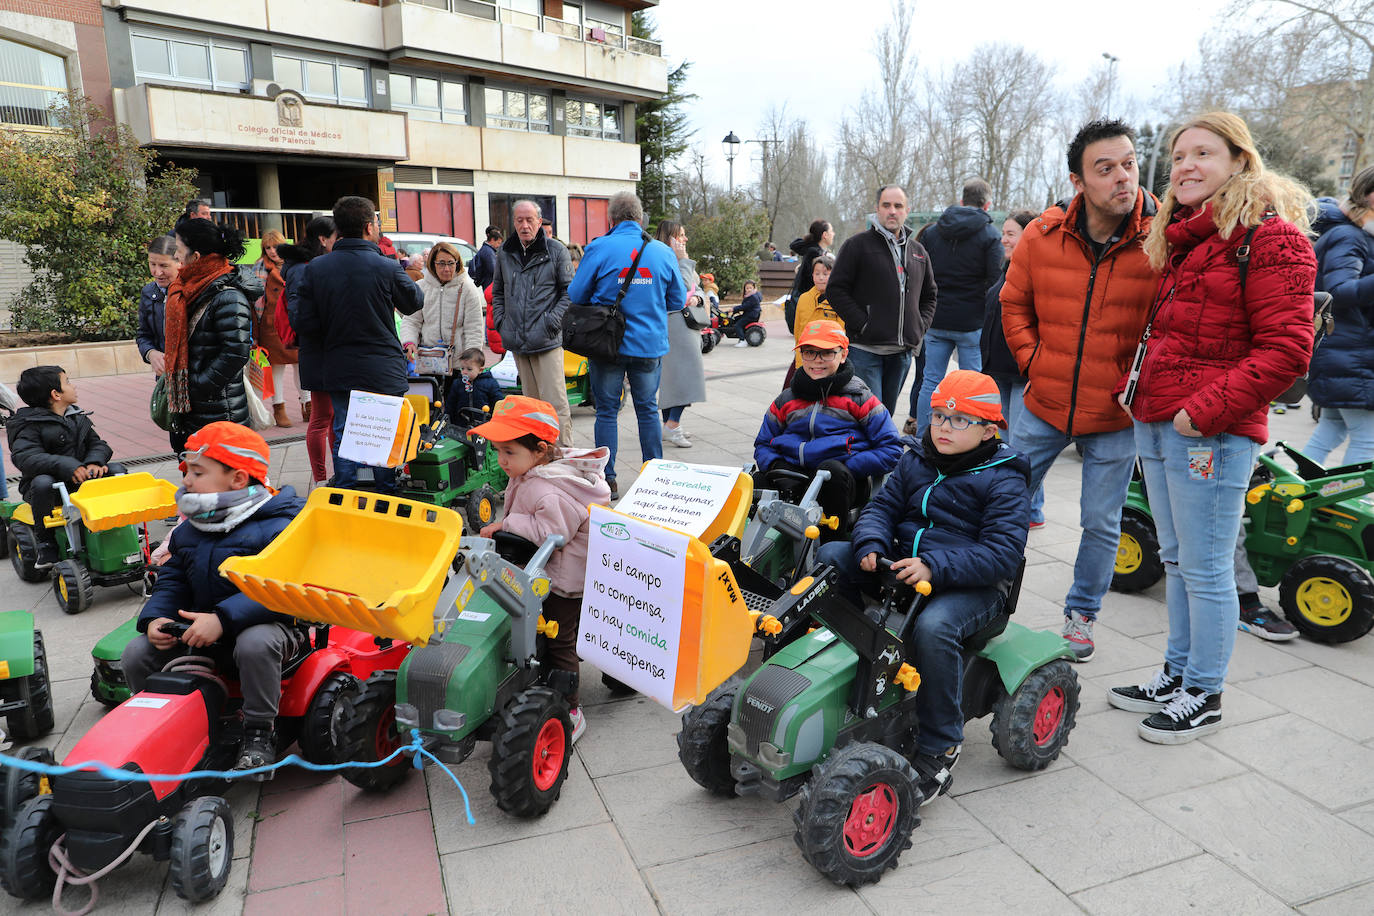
[294, 195, 423, 491]
[911, 177, 1004, 432]
[541, 217, 554, 239]
[1000, 118, 1159, 661]
[174, 198, 212, 234]
[471, 226, 502, 289]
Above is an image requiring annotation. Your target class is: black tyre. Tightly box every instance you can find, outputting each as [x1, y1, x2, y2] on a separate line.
[465, 485, 498, 535]
[88, 669, 122, 709]
[677, 680, 738, 796]
[701, 331, 716, 354]
[0, 795, 59, 900]
[1112, 509, 1163, 593]
[1280, 554, 1374, 643]
[4, 632, 54, 741]
[339, 672, 410, 792]
[793, 742, 920, 886]
[744, 325, 767, 347]
[601, 671, 636, 696]
[488, 686, 571, 818]
[0, 747, 54, 828]
[297, 671, 359, 765]
[0, 523, 8, 559]
[8, 525, 44, 583]
[991, 659, 1080, 770]
[52, 559, 93, 615]
[168, 796, 234, 903]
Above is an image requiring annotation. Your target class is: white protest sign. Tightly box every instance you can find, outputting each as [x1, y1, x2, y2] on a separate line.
[338, 390, 404, 466]
[580, 505, 689, 709]
[616, 460, 742, 538]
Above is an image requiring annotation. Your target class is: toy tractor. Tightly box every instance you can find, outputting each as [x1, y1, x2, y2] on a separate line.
[677, 560, 1080, 886]
[711, 300, 767, 348]
[1111, 463, 1164, 594]
[492, 350, 594, 408]
[0, 611, 53, 744]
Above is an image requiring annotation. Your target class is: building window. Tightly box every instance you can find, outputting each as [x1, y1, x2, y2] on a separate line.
[0, 37, 68, 129]
[273, 52, 367, 106]
[569, 196, 609, 247]
[396, 189, 476, 243]
[390, 73, 466, 124]
[131, 29, 250, 92]
[485, 86, 549, 133]
[565, 99, 621, 140]
[586, 15, 625, 40]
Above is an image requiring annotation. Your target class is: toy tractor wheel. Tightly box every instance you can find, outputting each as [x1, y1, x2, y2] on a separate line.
[0, 746, 54, 828]
[4, 632, 54, 741]
[489, 685, 572, 818]
[793, 742, 920, 886]
[991, 659, 1080, 770]
[168, 796, 234, 903]
[340, 672, 410, 792]
[745, 325, 767, 347]
[465, 485, 498, 535]
[700, 331, 715, 354]
[1112, 510, 1163, 593]
[677, 679, 739, 797]
[1280, 555, 1374, 643]
[298, 672, 360, 765]
[7, 525, 45, 583]
[601, 671, 637, 696]
[0, 524, 8, 559]
[0, 795, 60, 900]
[52, 560, 93, 615]
[88, 669, 122, 709]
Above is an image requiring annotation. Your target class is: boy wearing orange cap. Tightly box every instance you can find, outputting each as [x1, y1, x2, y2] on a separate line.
[121, 422, 306, 776]
[815, 369, 1030, 805]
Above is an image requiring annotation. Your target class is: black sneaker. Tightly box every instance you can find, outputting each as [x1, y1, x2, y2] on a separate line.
[1108, 666, 1183, 713]
[1238, 603, 1299, 642]
[912, 745, 960, 806]
[608, 480, 619, 501]
[235, 723, 277, 780]
[1138, 686, 1221, 745]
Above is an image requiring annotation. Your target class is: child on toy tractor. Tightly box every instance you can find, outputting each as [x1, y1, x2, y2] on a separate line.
[447, 347, 503, 419]
[815, 370, 1030, 804]
[7, 366, 125, 563]
[120, 422, 306, 777]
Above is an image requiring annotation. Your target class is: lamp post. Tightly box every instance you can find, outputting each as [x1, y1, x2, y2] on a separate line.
[1102, 52, 1119, 118]
[722, 131, 741, 195]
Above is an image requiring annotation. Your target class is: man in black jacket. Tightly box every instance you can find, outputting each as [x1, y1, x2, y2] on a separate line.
[294, 196, 423, 491]
[912, 178, 1004, 431]
[827, 185, 938, 414]
[470, 226, 502, 290]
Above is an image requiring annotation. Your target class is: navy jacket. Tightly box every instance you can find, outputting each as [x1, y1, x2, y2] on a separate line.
[294, 238, 423, 396]
[922, 206, 1003, 332]
[448, 370, 503, 414]
[7, 405, 113, 497]
[138, 487, 305, 638]
[849, 438, 1030, 590]
[1308, 198, 1374, 409]
[979, 269, 1019, 381]
[753, 363, 902, 479]
[136, 281, 167, 360]
[470, 242, 498, 290]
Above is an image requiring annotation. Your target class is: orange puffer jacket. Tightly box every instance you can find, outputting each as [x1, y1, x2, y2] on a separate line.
[1001, 190, 1159, 436]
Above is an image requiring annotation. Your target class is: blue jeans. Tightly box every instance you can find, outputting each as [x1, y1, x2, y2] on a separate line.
[1011, 406, 1136, 620]
[1000, 377, 1045, 524]
[328, 390, 397, 492]
[847, 348, 911, 416]
[816, 541, 1005, 753]
[1303, 406, 1374, 466]
[662, 405, 686, 424]
[589, 356, 662, 483]
[914, 328, 983, 431]
[1134, 421, 1258, 692]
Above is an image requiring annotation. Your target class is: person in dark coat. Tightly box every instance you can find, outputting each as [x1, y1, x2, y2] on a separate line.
[447, 347, 504, 417]
[166, 219, 261, 453]
[280, 215, 337, 485]
[785, 219, 834, 331]
[293, 196, 423, 491]
[137, 235, 179, 376]
[471, 226, 502, 290]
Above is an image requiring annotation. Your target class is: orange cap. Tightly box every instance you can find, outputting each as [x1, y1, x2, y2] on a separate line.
[468, 395, 561, 443]
[794, 319, 848, 351]
[180, 421, 271, 481]
[931, 370, 1006, 429]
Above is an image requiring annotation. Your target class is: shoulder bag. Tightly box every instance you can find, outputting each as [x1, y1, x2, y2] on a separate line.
[563, 231, 650, 362]
[682, 284, 710, 330]
[415, 289, 465, 377]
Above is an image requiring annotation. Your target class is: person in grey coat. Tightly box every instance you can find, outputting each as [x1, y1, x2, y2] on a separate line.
[656, 220, 708, 448]
[492, 199, 575, 446]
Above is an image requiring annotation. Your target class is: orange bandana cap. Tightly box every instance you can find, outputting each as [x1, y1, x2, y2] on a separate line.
[931, 370, 1007, 430]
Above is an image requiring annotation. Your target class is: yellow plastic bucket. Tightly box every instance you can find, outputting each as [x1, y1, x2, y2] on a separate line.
[68, 472, 178, 532]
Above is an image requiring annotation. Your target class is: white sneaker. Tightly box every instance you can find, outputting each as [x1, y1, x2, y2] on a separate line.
[665, 427, 692, 448]
[734, 340, 749, 347]
[568, 707, 587, 745]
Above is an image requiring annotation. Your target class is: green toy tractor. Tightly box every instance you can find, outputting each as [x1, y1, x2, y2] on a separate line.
[0, 611, 54, 744]
[88, 617, 139, 708]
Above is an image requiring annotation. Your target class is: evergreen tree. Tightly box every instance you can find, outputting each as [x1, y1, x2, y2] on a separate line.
[632, 10, 695, 227]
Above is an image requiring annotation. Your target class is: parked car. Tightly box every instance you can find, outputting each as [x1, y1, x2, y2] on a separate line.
[387, 233, 477, 267]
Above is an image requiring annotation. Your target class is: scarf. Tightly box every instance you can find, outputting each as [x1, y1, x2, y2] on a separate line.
[176, 485, 273, 533]
[790, 360, 855, 402]
[872, 221, 910, 303]
[919, 429, 1003, 476]
[165, 254, 234, 414]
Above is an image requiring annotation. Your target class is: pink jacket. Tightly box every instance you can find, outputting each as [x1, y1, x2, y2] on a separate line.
[499, 447, 611, 597]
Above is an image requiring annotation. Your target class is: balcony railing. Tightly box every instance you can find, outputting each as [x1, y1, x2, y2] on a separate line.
[395, 0, 663, 57]
[211, 208, 320, 241]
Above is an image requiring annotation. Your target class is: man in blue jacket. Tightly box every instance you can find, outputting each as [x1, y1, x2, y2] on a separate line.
[567, 191, 685, 498]
[293, 196, 423, 491]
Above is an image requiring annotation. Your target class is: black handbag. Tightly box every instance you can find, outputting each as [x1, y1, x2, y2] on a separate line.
[682, 291, 710, 330]
[563, 231, 649, 362]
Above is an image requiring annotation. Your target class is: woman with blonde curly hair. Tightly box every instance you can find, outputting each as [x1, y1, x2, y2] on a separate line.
[1109, 111, 1318, 744]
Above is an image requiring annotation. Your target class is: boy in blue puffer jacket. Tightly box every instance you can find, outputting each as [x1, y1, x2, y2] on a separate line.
[816, 369, 1030, 806]
[753, 320, 901, 527]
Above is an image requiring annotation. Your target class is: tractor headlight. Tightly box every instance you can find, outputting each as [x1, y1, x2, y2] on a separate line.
[395, 703, 419, 730]
[755, 741, 792, 769]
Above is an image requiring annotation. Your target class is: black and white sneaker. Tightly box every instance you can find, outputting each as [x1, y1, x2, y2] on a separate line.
[912, 745, 960, 806]
[1138, 686, 1221, 745]
[1108, 666, 1183, 713]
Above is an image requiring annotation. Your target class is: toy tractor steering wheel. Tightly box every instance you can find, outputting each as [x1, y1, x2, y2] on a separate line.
[873, 556, 933, 612]
[492, 531, 538, 566]
[760, 467, 811, 503]
[454, 406, 491, 430]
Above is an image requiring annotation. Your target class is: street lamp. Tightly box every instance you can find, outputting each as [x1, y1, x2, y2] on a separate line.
[722, 131, 741, 195]
[1102, 52, 1119, 118]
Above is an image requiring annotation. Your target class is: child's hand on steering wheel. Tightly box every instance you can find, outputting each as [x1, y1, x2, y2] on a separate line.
[148, 617, 179, 650]
[891, 557, 933, 586]
[177, 609, 224, 648]
[479, 520, 503, 538]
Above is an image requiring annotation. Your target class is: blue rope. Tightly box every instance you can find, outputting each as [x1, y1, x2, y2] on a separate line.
[0, 729, 475, 826]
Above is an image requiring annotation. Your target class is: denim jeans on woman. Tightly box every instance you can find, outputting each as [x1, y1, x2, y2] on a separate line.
[588, 356, 663, 483]
[1134, 420, 1259, 693]
[847, 348, 912, 417]
[1303, 406, 1374, 466]
[914, 328, 982, 431]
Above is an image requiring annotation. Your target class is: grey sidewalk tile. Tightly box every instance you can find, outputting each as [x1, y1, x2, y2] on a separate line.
[1300, 880, 1374, 914]
[1241, 666, 1374, 741]
[595, 761, 796, 868]
[1341, 799, 1374, 838]
[645, 836, 869, 916]
[1072, 628, 1167, 677]
[1205, 714, 1374, 810]
[946, 728, 1074, 796]
[857, 843, 1080, 915]
[1096, 591, 1169, 638]
[904, 797, 1000, 866]
[1145, 773, 1374, 904]
[959, 766, 1199, 893]
[1063, 709, 1246, 801]
[1221, 630, 1319, 683]
[1272, 636, 1374, 690]
[1072, 853, 1290, 915]
[574, 694, 683, 779]
[438, 822, 655, 915]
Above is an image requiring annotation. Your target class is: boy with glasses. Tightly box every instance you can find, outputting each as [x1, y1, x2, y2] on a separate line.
[815, 370, 1031, 804]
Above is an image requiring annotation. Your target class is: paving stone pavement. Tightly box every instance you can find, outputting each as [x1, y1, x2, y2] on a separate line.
[3, 323, 1370, 914]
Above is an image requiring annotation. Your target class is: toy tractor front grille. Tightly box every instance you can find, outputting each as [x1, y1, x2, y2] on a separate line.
[405, 642, 470, 730]
[736, 668, 811, 756]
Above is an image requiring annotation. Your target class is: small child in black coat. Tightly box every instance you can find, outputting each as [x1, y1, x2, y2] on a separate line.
[447, 348, 503, 420]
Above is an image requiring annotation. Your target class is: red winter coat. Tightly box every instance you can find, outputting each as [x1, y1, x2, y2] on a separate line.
[1128, 205, 1317, 443]
[484, 282, 504, 355]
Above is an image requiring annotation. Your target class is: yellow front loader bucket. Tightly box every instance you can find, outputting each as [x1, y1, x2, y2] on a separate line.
[68, 472, 179, 532]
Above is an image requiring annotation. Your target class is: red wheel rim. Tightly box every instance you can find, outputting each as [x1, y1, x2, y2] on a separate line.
[1033, 686, 1066, 746]
[531, 717, 566, 792]
[842, 782, 898, 858]
[375, 704, 400, 760]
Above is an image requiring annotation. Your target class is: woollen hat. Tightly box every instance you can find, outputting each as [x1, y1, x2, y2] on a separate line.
[180, 421, 271, 481]
[794, 319, 849, 351]
[931, 370, 1007, 430]
[468, 395, 560, 444]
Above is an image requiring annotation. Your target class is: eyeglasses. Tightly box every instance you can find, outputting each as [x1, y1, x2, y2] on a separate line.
[799, 347, 843, 361]
[434, 260, 458, 268]
[930, 412, 987, 430]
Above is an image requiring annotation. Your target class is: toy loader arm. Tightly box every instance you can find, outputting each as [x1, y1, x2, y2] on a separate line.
[462, 534, 566, 667]
[742, 469, 829, 560]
